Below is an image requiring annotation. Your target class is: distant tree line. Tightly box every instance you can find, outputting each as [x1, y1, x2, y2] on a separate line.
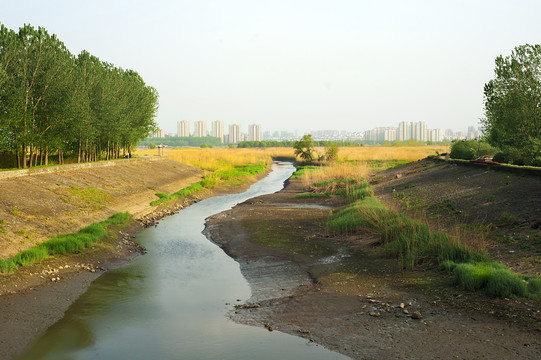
[139, 136, 223, 148]
[0, 23, 158, 168]
[237, 140, 363, 148]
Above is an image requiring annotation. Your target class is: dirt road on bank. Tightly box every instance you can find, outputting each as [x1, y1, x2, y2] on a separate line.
[205, 162, 541, 359]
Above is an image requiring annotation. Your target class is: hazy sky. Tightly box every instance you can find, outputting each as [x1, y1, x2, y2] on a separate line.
[2, 0, 541, 134]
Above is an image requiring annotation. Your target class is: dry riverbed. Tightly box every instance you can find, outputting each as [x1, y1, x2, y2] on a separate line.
[205, 164, 541, 359]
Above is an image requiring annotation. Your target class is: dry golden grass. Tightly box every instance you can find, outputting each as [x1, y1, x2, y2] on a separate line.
[301, 162, 371, 188]
[134, 145, 445, 180]
[335, 145, 449, 162]
[133, 147, 295, 170]
[300, 145, 445, 187]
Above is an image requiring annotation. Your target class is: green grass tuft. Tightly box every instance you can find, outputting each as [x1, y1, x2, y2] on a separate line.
[291, 165, 319, 179]
[0, 212, 132, 273]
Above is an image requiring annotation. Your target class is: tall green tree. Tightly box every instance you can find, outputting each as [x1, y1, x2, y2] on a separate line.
[482, 44, 541, 162]
[0, 22, 158, 168]
[293, 134, 316, 161]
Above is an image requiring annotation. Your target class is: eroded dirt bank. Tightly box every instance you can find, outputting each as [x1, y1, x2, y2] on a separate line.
[205, 164, 541, 359]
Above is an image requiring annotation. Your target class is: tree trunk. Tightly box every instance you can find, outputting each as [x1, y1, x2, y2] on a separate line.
[16, 149, 21, 169]
[78, 136, 82, 163]
[22, 143, 27, 169]
[45, 146, 49, 166]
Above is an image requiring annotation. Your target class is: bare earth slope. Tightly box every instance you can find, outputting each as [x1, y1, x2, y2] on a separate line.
[0, 157, 203, 258]
[206, 161, 541, 360]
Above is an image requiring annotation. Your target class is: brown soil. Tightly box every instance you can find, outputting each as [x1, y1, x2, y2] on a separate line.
[205, 160, 541, 359]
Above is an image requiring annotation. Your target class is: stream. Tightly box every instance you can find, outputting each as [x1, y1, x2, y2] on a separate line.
[18, 162, 348, 360]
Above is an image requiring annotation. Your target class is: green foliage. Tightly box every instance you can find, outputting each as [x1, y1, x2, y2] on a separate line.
[139, 136, 222, 148]
[450, 140, 496, 160]
[0, 212, 132, 273]
[11, 246, 49, 266]
[151, 183, 204, 206]
[290, 165, 319, 179]
[450, 261, 537, 298]
[324, 142, 339, 161]
[327, 186, 482, 268]
[148, 142, 157, 149]
[346, 182, 374, 202]
[293, 134, 316, 162]
[492, 152, 508, 163]
[483, 44, 541, 163]
[0, 258, 17, 272]
[0, 23, 158, 168]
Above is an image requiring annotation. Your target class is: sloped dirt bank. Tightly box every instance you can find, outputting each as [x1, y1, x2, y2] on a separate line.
[205, 165, 541, 359]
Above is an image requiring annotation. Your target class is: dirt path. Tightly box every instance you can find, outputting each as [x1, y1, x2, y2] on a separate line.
[205, 177, 541, 359]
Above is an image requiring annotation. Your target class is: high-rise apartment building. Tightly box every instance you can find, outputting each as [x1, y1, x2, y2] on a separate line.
[152, 129, 165, 138]
[398, 121, 413, 141]
[194, 121, 207, 137]
[248, 124, 262, 141]
[177, 120, 190, 137]
[211, 120, 224, 143]
[414, 121, 427, 142]
[228, 124, 241, 143]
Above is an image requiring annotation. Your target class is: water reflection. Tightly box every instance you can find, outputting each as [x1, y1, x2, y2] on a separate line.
[19, 163, 349, 360]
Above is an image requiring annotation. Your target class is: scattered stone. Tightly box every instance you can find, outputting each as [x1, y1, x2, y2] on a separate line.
[234, 303, 262, 310]
[399, 303, 405, 309]
[369, 311, 381, 317]
[403, 309, 409, 315]
[412, 311, 422, 320]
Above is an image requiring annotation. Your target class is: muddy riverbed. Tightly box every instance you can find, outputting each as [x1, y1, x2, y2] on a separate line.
[206, 173, 541, 359]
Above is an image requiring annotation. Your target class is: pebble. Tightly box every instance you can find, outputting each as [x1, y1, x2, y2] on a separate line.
[412, 311, 422, 320]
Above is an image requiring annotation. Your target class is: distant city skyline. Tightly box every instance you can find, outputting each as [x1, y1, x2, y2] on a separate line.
[152, 119, 480, 144]
[4, 1, 541, 138]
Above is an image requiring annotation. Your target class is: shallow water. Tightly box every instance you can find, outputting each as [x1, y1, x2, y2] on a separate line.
[19, 163, 349, 360]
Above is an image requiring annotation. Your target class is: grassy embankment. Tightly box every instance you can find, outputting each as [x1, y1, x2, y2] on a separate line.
[294, 150, 541, 299]
[0, 212, 131, 273]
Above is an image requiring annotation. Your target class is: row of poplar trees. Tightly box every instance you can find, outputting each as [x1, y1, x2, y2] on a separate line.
[0, 23, 159, 168]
